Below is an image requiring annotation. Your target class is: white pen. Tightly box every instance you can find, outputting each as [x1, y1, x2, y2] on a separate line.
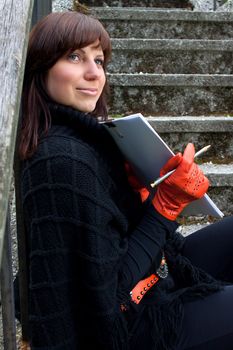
[150, 145, 211, 188]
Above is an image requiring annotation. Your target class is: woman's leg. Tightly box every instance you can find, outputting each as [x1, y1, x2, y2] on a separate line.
[177, 285, 233, 350]
[182, 216, 233, 282]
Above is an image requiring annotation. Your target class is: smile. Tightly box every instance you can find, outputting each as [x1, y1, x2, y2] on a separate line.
[76, 88, 98, 96]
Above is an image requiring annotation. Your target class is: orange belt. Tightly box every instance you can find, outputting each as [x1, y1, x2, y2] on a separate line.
[130, 273, 159, 304]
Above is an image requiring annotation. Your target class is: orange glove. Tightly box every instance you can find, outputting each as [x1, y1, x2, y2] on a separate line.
[152, 143, 209, 220]
[125, 162, 150, 202]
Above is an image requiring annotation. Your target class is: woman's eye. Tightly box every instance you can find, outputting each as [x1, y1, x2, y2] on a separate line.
[95, 58, 104, 66]
[68, 53, 80, 62]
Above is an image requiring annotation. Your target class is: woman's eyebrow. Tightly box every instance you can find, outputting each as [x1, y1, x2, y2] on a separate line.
[78, 43, 103, 54]
[92, 42, 102, 49]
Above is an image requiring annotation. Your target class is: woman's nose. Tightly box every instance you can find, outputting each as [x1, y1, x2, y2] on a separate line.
[84, 60, 102, 80]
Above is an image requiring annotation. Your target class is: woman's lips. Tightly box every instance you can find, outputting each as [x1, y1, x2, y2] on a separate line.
[76, 88, 98, 96]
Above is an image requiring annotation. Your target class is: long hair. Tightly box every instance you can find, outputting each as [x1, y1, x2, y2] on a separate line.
[20, 11, 112, 160]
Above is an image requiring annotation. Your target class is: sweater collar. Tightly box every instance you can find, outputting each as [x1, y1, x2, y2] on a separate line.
[48, 102, 106, 136]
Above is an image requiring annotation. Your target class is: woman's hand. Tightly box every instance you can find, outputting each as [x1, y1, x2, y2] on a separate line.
[152, 143, 209, 220]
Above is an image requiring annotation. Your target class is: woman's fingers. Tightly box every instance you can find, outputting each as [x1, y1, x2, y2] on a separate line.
[160, 152, 183, 176]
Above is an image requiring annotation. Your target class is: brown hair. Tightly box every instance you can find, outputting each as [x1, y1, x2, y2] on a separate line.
[20, 11, 112, 159]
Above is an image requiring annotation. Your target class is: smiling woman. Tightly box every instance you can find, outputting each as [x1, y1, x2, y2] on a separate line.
[16, 8, 233, 350]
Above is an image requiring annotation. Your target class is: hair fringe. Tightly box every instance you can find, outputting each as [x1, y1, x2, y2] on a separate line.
[72, 1, 90, 14]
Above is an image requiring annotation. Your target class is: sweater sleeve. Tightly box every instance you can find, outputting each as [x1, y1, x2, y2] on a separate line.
[119, 203, 178, 290]
[21, 137, 177, 349]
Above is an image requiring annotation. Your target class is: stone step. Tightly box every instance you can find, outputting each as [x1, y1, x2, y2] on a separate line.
[83, 0, 193, 8]
[91, 8, 233, 39]
[145, 116, 233, 162]
[200, 163, 233, 185]
[197, 163, 233, 217]
[169, 213, 224, 235]
[177, 223, 213, 236]
[109, 39, 233, 74]
[108, 73, 233, 115]
[148, 115, 233, 132]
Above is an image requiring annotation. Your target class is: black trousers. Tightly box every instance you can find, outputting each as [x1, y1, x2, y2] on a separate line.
[177, 215, 233, 350]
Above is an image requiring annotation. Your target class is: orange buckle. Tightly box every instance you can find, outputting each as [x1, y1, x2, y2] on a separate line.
[130, 273, 159, 304]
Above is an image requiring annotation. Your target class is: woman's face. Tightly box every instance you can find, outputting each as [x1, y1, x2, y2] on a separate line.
[46, 39, 106, 113]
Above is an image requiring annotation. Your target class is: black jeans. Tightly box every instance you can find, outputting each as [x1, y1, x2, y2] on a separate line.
[177, 216, 233, 350]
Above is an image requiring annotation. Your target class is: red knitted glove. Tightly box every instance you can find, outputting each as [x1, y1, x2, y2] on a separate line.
[125, 162, 150, 202]
[152, 143, 209, 220]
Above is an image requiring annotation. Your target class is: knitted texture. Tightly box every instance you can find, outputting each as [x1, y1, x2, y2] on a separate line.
[20, 104, 223, 350]
[21, 105, 133, 349]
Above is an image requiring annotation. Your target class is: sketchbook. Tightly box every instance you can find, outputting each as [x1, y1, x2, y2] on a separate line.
[103, 113, 224, 218]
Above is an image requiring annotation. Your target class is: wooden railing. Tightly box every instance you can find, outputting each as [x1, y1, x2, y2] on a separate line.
[0, 1, 52, 348]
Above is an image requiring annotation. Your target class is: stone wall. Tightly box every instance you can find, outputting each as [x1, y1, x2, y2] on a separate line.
[190, 0, 230, 11]
[55, 0, 233, 11]
[77, 0, 193, 8]
[217, 0, 233, 11]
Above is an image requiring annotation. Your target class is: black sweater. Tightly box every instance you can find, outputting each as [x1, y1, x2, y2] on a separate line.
[20, 104, 221, 350]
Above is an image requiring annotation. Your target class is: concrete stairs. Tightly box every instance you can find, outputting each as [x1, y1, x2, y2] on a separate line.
[81, 0, 194, 8]
[54, 1, 233, 233]
[91, 6, 233, 225]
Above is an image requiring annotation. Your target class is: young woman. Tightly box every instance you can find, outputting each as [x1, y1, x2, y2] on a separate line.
[18, 10, 233, 350]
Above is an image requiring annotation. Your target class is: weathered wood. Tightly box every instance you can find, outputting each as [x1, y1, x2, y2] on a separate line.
[0, 0, 34, 266]
[0, 207, 17, 350]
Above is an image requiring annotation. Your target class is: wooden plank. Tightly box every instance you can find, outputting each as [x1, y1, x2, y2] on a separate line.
[0, 207, 16, 350]
[0, 0, 34, 266]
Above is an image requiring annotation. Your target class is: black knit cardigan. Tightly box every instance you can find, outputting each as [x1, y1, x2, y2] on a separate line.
[20, 103, 222, 350]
